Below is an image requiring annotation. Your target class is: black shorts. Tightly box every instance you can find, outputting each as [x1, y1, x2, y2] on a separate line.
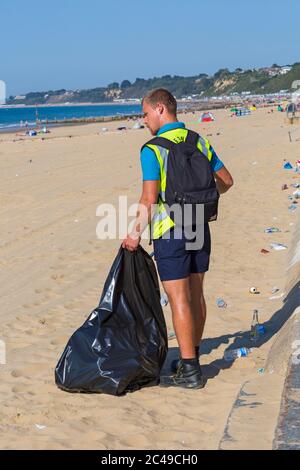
[153, 224, 211, 281]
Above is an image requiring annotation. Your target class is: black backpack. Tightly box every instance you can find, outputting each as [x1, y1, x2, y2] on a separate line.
[143, 129, 219, 225]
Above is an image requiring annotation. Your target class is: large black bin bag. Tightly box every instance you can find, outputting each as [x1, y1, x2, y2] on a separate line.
[55, 246, 168, 396]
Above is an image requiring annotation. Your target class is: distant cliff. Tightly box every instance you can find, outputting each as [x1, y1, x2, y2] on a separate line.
[7, 63, 300, 105]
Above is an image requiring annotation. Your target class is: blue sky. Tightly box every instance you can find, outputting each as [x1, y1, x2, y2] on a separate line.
[1, 0, 300, 95]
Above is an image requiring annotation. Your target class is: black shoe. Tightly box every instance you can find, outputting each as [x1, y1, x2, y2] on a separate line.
[170, 357, 183, 374]
[160, 361, 206, 389]
[171, 356, 200, 374]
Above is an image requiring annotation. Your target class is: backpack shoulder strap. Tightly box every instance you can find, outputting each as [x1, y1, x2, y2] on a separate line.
[141, 129, 200, 152]
[185, 129, 199, 147]
[141, 136, 176, 152]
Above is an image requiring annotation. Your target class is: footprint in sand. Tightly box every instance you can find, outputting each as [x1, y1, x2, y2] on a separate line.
[120, 434, 151, 448]
[50, 337, 68, 346]
[51, 273, 65, 281]
[11, 363, 47, 379]
[34, 287, 52, 294]
[21, 287, 60, 310]
[63, 302, 78, 310]
[22, 304, 32, 309]
[12, 384, 34, 393]
[22, 302, 42, 309]
[88, 240, 99, 247]
[11, 370, 23, 378]
[24, 328, 39, 335]
[82, 250, 97, 256]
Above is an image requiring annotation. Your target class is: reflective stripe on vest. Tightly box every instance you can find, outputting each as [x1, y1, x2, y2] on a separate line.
[151, 199, 175, 240]
[145, 128, 213, 239]
[197, 136, 213, 161]
[146, 141, 175, 239]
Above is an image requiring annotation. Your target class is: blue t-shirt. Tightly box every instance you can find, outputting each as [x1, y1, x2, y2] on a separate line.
[140, 122, 224, 181]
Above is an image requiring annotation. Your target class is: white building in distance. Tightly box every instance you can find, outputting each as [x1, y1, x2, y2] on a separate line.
[0, 80, 6, 104]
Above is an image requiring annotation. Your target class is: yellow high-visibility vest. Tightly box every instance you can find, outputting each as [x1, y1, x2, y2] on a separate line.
[143, 126, 213, 239]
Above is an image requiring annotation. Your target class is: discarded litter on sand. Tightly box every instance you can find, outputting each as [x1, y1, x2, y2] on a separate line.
[288, 204, 298, 212]
[249, 287, 260, 294]
[160, 292, 169, 307]
[264, 227, 281, 233]
[271, 287, 280, 294]
[168, 331, 176, 340]
[270, 243, 287, 251]
[293, 190, 300, 199]
[216, 298, 227, 308]
[269, 293, 285, 300]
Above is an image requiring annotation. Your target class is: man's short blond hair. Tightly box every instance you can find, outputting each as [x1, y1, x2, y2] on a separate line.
[142, 88, 177, 115]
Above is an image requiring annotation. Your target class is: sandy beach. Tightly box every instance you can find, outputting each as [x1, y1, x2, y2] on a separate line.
[0, 108, 299, 450]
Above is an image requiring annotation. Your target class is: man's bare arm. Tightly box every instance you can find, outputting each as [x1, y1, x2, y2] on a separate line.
[133, 180, 159, 236]
[214, 166, 234, 194]
[122, 180, 159, 250]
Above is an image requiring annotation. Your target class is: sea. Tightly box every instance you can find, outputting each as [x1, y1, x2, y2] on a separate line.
[0, 103, 142, 131]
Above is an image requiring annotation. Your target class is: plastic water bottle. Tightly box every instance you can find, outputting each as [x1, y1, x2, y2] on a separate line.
[264, 227, 280, 233]
[216, 298, 227, 308]
[224, 347, 252, 362]
[288, 204, 298, 212]
[160, 292, 169, 307]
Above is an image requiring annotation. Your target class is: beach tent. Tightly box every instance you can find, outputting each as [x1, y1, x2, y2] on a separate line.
[199, 112, 215, 123]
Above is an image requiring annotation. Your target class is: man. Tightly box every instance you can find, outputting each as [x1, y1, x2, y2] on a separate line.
[122, 89, 233, 389]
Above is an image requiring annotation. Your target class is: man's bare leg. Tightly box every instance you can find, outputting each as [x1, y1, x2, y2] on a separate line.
[162, 278, 196, 359]
[189, 273, 207, 348]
